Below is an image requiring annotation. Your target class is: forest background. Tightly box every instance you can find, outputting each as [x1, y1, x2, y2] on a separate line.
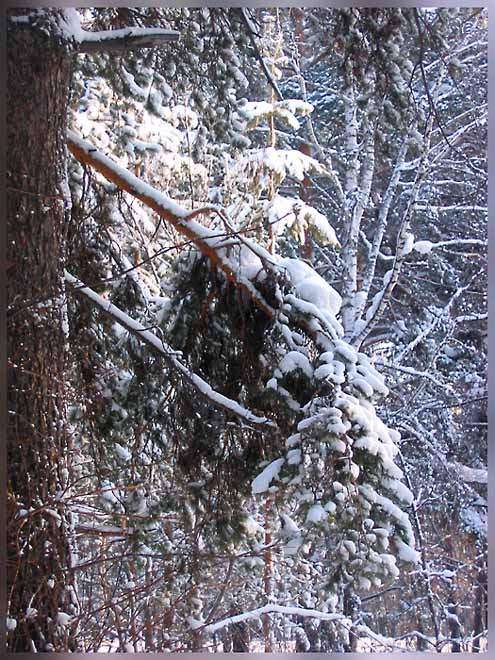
[6, 5, 487, 653]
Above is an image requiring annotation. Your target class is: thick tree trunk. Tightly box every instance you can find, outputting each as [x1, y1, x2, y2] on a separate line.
[7, 11, 77, 652]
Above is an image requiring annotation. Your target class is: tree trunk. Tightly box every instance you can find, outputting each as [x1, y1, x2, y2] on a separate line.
[343, 585, 359, 652]
[295, 617, 318, 652]
[263, 498, 274, 652]
[7, 10, 77, 652]
[472, 547, 487, 652]
[231, 621, 250, 652]
[447, 601, 462, 653]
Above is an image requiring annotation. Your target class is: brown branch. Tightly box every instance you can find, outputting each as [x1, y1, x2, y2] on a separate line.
[66, 132, 340, 357]
[67, 131, 277, 320]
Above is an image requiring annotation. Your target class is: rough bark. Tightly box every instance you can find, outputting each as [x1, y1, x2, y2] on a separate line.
[231, 621, 250, 652]
[7, 11, 77, 652]
[446, 600, 462, 653]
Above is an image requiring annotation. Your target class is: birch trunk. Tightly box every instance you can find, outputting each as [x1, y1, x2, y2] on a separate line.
[341, 93, 375, 339]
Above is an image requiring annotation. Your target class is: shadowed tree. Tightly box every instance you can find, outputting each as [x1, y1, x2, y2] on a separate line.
[7, 9, 78, 652]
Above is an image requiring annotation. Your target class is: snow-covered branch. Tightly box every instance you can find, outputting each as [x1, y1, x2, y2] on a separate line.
[413, 204, 487, 214]
[58, 8, 180, 52]
[205, 604, 343, 634]
[412, 238, 486, 254]
[78, 28, 180, 52]
[355, 137, 410, 324]
[446, 461, 487, 485]
[454, 312, 487, 324]
[394, 271, 482, 364]
[67, 131, 277, 320]
[66, 132, 343, 355]
[351, 98, 441, 349]
[376, 361, 457, 397]
[64, 271, 276, 430]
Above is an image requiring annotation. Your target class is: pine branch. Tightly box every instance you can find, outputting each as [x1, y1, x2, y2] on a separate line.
[66, 132, 340, 355]
[67, 131, 277, 320]
[64, 270, 276, 431]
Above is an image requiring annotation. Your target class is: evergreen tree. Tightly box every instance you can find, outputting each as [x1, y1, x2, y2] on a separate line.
[7, 6, 486, 652]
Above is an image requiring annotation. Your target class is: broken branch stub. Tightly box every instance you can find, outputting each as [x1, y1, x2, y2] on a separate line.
[79, 28, 180, 53]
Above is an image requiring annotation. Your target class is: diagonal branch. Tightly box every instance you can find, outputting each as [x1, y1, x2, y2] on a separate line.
[67, 131, 277, 320]
[66, 132, 340, 356]
[239, 8, 284, 102]
[64, 271, 276, 431]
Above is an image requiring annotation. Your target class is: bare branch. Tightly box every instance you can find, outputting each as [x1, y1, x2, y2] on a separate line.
[239, 9, 284, 101]
[78, 27, 179, 53]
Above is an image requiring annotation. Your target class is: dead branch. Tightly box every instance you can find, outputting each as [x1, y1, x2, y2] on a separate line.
[79, 27, 179, 53]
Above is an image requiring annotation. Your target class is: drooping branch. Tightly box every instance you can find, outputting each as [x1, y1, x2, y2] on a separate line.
[64, 271, 276, 431]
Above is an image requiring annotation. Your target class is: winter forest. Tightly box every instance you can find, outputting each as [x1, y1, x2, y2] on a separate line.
[7, 6, 487, 653]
